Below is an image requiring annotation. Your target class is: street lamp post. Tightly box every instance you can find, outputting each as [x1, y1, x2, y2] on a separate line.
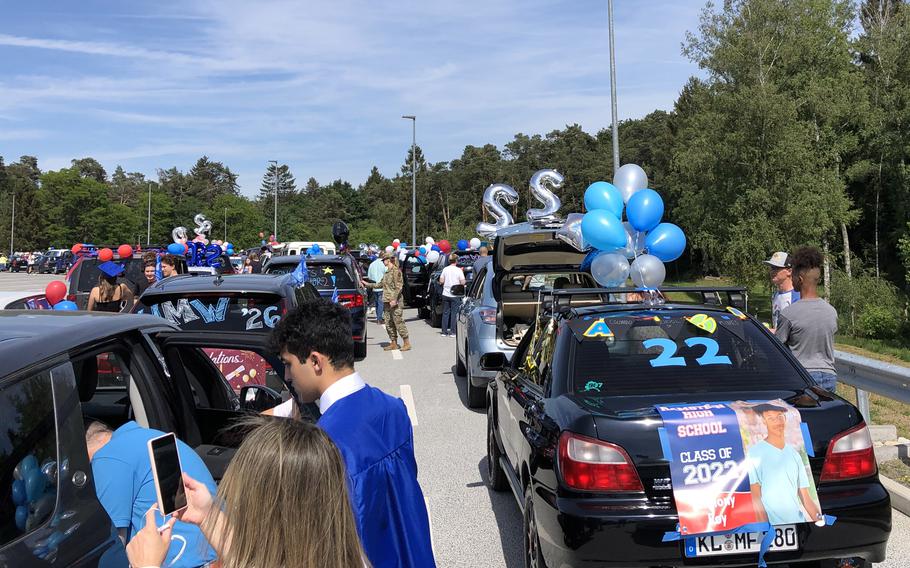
[402, 115, 416, 247]
[146, 182, 152, 245]
[9, 192, 14, 254]
[269, 160, 278, 242]
[224, 207, 228, 242]
[608, 0, 620, 172]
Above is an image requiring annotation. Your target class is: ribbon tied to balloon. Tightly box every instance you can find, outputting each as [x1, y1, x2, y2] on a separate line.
[571, 164, 686, 289]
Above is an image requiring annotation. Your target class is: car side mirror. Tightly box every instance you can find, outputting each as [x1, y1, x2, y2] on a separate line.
[480, 352, 507, 371]
[450, 284, 466, 297]
[239, 385, 283, 412]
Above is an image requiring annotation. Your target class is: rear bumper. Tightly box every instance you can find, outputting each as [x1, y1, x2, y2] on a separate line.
[535, 481, 891, 567]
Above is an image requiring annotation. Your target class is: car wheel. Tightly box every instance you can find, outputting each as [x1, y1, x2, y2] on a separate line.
[430, 303, 442, 328]
[487, 409, 508, 492]
[455, 338, 467, 376]
[466, 363, 485, 409]
[524, 484, 548, 568]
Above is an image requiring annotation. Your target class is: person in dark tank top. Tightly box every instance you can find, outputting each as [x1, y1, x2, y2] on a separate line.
[87, 261, 134, 313]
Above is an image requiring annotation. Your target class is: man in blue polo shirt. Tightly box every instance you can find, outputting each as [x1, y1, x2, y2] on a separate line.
[85, 420, 216, 568]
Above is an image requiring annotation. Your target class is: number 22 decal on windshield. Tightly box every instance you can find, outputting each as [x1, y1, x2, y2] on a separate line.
[642, 337, 732, 368]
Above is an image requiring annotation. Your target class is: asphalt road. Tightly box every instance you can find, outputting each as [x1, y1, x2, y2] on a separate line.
[2, 272, 909, 567]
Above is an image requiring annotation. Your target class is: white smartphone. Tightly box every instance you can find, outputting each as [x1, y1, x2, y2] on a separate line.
[147, 433, 188, 517]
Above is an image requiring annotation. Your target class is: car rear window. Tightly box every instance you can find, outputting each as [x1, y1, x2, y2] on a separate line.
[266, 262, 355, 290]
[75, 258, 148, 292]
[136, 293, 285, 332]
[568, 309, 808, 397]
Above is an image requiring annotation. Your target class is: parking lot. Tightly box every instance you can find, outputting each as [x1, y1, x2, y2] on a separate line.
[2, 271, 909, 567]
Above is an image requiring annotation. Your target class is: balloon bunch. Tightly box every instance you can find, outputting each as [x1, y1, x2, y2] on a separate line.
[571, 164, 686, 289]
[12, 454, 57, 535]
[45, 280, 77, 310]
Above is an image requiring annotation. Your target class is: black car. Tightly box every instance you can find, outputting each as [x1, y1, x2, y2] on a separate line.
[262, 254, 368, 358]
[486, 287, 890, 567]
[399, 252, 432, 308]
[0, 311, 298, 566]
[422, 251, 479, 328]
[8, 254, 26, 272]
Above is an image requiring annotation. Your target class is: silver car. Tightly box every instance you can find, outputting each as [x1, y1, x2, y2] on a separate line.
[455, 222, 594, 408]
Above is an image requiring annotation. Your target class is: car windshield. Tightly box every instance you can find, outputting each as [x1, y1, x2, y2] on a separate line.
[136, 293, 285, 332]
[266, 262, 355, 290]
[75, 258, 147, 292]
[568, 309, 808, 397]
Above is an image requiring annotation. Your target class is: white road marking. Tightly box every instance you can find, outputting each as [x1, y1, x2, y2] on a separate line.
[425, 494, 436, 555]
[400, 384, 418, 426]
[391, 349, 403, 360]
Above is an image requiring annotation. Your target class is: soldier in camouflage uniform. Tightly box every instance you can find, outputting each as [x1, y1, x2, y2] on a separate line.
[363, 252, 411, 351]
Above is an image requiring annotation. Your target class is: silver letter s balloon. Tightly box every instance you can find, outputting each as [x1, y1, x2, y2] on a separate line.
[476, 183, 519, 237]
[526, 169, 563, 223]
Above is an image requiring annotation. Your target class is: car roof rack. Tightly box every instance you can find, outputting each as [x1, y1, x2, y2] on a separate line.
[541, 286, 749, 315]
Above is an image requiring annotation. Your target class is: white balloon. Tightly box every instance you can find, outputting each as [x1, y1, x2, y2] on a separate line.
[613, 164, 649, 204]
[425, 237, 435, 245]
[426, 250, 440, 263]
[630, 254, 666, 289]
[399, 251, 408, 261]
[385, 245, 394, 253]
[591, 252, 630, 287]
[470, 237, 481, 250]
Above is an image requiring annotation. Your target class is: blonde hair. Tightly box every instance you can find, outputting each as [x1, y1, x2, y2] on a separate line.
[207, 417, 365, 568]
[97, 273, 120, 302]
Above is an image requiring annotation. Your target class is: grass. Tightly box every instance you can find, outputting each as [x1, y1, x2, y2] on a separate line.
[836, 382, 910, 439]
[833, 335, 910, 366]
[879, 460, 910, 489]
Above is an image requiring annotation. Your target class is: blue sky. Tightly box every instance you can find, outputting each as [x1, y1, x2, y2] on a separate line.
[0, 0, 704, 196]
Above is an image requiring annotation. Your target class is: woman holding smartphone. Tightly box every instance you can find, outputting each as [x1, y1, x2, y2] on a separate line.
[126, 417, 366, 568]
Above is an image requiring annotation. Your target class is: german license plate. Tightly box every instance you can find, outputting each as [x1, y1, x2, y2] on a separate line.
[685, 525, 798, 557]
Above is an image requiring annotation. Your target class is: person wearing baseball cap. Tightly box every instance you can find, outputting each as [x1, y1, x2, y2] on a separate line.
[763, 251, 799, 330]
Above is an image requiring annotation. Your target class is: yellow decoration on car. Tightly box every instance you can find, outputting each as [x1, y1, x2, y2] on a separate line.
[583, 319, 614, 339]
[685, 313, 717, 334]
[726, 306, 748, 320]
[322, 267, 334, 275]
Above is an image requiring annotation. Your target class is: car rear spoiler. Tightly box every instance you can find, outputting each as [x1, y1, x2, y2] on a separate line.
[541, 286, 749, 314]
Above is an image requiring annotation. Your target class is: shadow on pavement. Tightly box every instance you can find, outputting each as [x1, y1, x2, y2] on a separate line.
[452, 365, 485, 414]
[477, 457, 524, 567]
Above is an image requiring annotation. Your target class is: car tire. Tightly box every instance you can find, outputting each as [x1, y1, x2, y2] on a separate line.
[487, 409, 508, 492]
[455, 339, 467, 376]
[524, 483, 548, 568]
[466, 364, 485, 409]
[430, 302, 442, 328]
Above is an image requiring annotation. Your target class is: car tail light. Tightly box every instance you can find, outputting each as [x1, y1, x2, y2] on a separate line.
[820, 422, 877, 482]
[480, 308, 496, 325]
[66, 294, 76, 302]
[337, 293, 364, 309]
[558, 432, 643, 492]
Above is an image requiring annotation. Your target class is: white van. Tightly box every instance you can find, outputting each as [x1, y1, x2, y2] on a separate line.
[282, 241, 337, 256]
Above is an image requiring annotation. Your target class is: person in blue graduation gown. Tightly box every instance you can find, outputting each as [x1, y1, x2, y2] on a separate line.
[269, 299, 436, 568]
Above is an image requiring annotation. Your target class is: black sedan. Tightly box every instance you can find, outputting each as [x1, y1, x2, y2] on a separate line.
[486, 287, 890, 567]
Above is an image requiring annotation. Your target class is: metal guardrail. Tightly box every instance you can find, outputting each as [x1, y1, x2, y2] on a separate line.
[835, 349, 910, 423]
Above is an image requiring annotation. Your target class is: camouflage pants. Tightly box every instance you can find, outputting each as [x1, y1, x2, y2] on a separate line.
[384, 301, 409, 342]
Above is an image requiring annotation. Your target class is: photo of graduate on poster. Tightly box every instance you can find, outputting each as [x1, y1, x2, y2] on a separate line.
[729, 400, 822, 526]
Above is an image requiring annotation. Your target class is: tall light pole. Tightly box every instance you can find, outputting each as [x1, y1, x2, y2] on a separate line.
[268, 160, 278, 242]
[146, 182, 152, 245]
[9, 192, 14, 254]
[224, 207, 228, 242]
[402, 115, 416, 246]
[608, 0, 620, 172]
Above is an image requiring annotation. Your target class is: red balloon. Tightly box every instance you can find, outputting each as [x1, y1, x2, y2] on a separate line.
[182, 243, 189, 254]
[98, 248, 114, 262]
[45, 281, 67, 306]
[117, 244, 133, 259]
[439, 240, 452, 254]
[392, 242, 399, 250]
[71, 243, 83, 255]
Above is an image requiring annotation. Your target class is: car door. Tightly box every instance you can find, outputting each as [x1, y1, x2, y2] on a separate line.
[496, 323, 539, 468]
[152, 331, 319, 480]
[457, 267, 486, 358]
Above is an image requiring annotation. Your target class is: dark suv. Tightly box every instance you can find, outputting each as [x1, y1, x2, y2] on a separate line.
[422, 251, 479, 327]
[263, 255, 368, 358]
[487, 287, 891, 567]
[399, 253, 431, 308]
[0, 311, 301, 566]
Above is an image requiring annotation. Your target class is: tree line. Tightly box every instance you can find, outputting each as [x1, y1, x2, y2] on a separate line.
[2, 0, 909, 339]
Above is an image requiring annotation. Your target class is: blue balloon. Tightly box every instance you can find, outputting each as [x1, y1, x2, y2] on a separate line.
[419, 246, 427, 255]
[457, 239, 469, 251]
[626, 188, 664, 232]
[431, 244, 441, 252]
[53, 301, 78, 311]
[25, 468, 45, 502]
[580, 250, 602, 272]
[584, 181, 624, 218]
[15, 505, 27, 531]
[12, 479, 26, 506]
[167, 242, 185, 255]
[645, 223, 687, 262]
[581, 210, 627, 252]
[18, 455, 38, 476]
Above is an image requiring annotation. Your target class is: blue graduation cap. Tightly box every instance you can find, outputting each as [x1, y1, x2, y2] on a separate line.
[98, 261, 125, 278]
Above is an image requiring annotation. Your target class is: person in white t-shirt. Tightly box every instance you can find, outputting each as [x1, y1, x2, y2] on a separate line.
[439, 254, 466, 337]
[764, 251, 800, 331]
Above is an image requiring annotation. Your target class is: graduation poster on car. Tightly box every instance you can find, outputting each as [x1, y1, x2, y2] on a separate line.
[656, 399, 822, 537]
